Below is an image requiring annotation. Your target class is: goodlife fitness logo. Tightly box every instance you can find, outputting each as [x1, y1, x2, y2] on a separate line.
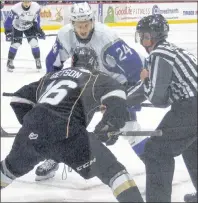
[152, 5, 179, 15]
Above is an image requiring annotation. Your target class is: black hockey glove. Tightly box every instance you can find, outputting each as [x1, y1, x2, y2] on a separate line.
[95, 130, 123, 146]
[94, 120, 122, 146]
[94, 97, 129, 145]
[36, 28, 45, 40]
[99, 106, 128, 130]
[33, 22, 46, 40]
[5, 30, 13, 42]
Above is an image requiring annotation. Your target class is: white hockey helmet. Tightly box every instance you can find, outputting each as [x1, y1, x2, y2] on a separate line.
[70, 2, 94, 22]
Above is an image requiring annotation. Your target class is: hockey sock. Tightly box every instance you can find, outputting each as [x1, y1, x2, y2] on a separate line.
[109, 170, 144, 202]
[32, 47, 40, 59]
[0, 160, 16, 189]
[121, 121, 150, 158]
[8, 46, 17, 60]
[131, 136, 150, 157]
[127, 107, 137, 120]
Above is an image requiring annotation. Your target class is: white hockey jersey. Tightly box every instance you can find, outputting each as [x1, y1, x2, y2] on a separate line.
[4, 2, 40, 31]
[46, 22, 143, 85]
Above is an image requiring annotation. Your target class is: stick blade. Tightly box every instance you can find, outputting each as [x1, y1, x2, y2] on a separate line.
[1, 127, 16, 137]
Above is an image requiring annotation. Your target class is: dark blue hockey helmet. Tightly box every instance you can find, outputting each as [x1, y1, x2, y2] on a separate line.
[72, 47, 99, 72]
[135, 14, 169, 43]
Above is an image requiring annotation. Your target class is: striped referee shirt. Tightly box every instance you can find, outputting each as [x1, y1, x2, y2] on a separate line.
[142, 41, 197, 107]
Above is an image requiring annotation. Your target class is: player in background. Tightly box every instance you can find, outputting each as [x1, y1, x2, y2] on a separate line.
[35, 1, 149, 181]
[1, 47, 144, 203]
[134, 14, 197, 202]
[0, 0, 4, 9]
[4, 1, 45, 72]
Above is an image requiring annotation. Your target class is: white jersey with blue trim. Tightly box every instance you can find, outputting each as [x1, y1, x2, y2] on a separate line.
[9, 2, 40, 31]
[46, 22, 143, 85]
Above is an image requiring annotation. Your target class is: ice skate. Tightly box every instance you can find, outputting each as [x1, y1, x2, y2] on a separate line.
[35, 159, 59, 181]
[7, 59, 15, 72]
[184, 192, 197, 202]
[35, 59, 42, 70]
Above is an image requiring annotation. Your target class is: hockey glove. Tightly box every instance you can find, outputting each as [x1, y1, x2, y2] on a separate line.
[97, 131, 123, 146]
[36, 28, 45, 40]
[53, 61, 65, 72]
[94, 119, 123, 146]
[94, 97, 129, 145]
[5, 30, 13, 41]
[98, 107, 127, 130]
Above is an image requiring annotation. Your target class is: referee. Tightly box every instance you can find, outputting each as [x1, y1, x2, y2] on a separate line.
[135, 14, 197, 202]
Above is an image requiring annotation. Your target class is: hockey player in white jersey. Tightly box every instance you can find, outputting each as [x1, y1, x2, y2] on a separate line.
[0, 0, 4, 9]
[4, 1, 45, 72]
[35, 2, 149, 181]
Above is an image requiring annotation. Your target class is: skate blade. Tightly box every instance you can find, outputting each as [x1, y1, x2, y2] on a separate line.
[36, 66, 42, 72]
[35, 171, 56, 181]
[7, 68, 14, 72]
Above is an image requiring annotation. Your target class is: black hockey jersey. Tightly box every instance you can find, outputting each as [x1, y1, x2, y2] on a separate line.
[10, 68, 128, 132]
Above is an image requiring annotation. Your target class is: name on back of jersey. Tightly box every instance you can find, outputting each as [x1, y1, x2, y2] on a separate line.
[50, 69, 82, 79]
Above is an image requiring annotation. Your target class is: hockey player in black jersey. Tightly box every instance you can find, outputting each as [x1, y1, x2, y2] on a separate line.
[0, 47, 144, 202]
[134, 14, 197, 202]
[37, 1, 147, 181]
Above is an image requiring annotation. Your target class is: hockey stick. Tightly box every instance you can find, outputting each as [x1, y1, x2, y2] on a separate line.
[140, 103, 155, 107]
[1, 127, 17, 137]
[1, 126, 162, 138]
[2, 92, 155, 108]
[2, 92, 14, 97]
[119, 129, 162, 137]
[13, 34, 57, 40]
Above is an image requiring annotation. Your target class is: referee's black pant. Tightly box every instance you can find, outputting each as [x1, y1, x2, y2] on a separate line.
[141, 97, 197, 202]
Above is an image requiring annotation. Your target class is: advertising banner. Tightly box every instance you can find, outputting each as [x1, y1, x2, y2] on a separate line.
[39, 4, 64, 27]
[1, 2, 197, 31]
[179, 3, 197, 19]
[149, 3, 197, 21]
[103, 3, 151, 23]
[102, 2, 197, 24]
[0, 4, 64, 29]
[151, 3, 179, 20]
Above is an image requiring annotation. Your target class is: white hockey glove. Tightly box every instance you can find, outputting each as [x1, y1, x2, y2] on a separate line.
[121, 121, 141, 145]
